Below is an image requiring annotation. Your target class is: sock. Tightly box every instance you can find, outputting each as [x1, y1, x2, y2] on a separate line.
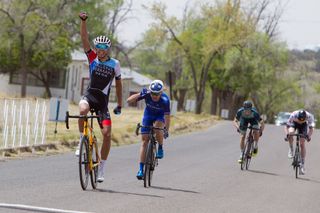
[100, 160, 106, 171]
[289, 144, 293, 151]
[139, 162, 144, 171]
[254, 141, 258, 148]
[158, 144, 163, 150]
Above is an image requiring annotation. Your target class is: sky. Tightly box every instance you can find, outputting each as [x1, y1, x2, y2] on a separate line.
[117, 0, 320, 50]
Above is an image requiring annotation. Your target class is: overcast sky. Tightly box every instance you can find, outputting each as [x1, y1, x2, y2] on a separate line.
[118, 0, 320, 50]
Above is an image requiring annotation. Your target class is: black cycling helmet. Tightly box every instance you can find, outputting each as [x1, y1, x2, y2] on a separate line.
[243, 100, 253, 109]
[297, 110, 307, 121]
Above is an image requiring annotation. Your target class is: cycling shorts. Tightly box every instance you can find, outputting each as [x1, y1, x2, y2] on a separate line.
[239, 118, 259, 134]
[141, 114, 165, 134]
[79, 89, 111, 128]
[287, 121, 308, 136]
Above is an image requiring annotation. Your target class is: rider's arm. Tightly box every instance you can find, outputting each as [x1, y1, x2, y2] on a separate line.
[259, 119, 265, 132]
[80, 15, 90, 52]
[114, 62, 122, 107]
[164, 114, 170, 131]
[126, 93, 140, 104]
[115, 79, 122, 107]
[233, 117, 239, 130]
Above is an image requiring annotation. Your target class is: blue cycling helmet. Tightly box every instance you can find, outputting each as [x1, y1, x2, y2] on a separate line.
[243, 100, 253, 109]
[149, 80, 164, 93]
[297, 110, 306, 121]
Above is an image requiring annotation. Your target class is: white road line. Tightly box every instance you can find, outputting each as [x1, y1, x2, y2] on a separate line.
[0, 203, 95, 213]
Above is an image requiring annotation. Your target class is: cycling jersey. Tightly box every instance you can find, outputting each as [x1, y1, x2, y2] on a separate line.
[137, 92, 170, 134]
[235, 107, 262, 133]
[86, 49, 121, 96]
[287, 110, 315, 129]
[80, 49, 121, 127]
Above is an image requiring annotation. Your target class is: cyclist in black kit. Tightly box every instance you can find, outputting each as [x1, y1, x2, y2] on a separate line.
[77, 12, 122, 183]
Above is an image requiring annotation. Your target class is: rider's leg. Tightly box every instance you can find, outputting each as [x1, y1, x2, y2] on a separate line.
[154, 120, 165, 159]
[97, 120, 111, 182]
[76, 100, 90, 156]
[287, 127, 295, 158]
[154, 121, 164, 146]
[78, 100, 90, 133]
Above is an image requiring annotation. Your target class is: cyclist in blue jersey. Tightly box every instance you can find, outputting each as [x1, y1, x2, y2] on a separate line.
[233, 101, 264, 163]
[127, 80, 170, 180]
[78, 12, 122, 183]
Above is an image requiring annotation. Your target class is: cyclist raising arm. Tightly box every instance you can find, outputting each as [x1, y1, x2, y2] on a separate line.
[77, 12, 122, 183]
[127, 80, 170, 180]
[233, 101, 264, 163]
[285, 110, 315, 175]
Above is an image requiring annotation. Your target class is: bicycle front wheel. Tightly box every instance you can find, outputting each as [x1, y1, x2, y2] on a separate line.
[79, 137, 89, 190]
[144, 141, 154, 188]
[245, 142, 253, 170]
[90, 137, 99, 189]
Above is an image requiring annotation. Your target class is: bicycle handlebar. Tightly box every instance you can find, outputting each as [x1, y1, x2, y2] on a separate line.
[65, 111, 101, 129]
[135, 123, 165, 136]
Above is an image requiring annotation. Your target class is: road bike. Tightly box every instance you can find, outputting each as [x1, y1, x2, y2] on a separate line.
[135, 123, 165, 188]
[65, 110, 101, 190]
[286, 133, 304, 178]
[240, 126, 259, 170]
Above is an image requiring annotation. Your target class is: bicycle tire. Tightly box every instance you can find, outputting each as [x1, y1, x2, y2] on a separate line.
[240, 144, 247, 170]
[90, 137, 99, 189]
[79, 137, 89, 190]
[144, 141, 153, 188]
[245, 141, 253, 170]
[294, 146, 300, 179]
[148, 143, 157, 187]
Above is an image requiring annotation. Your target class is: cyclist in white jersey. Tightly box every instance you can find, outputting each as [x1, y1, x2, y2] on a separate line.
[285, 110, 315, 175]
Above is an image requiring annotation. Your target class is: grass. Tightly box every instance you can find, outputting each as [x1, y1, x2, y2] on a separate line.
[47, 103, 218, 148]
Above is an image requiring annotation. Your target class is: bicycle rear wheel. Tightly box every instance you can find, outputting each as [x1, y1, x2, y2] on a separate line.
[79, 137, 89, 190]
[90, 138, 99, 189]
[144, 141, 154, 188]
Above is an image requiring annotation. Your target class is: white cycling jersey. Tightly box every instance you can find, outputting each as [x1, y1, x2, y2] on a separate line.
[287, 110, 315, 128]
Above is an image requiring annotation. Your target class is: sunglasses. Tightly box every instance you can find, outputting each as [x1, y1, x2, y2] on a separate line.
[95, 43, 109, 50]
[151, 92, 161, 96]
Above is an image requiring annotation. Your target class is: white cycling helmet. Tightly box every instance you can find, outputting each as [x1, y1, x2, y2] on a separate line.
[93, 35, 111, 47]
[149, 80, 164, 93]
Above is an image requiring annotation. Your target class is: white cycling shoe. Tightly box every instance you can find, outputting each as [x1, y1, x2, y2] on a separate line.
[288, 149, 293, 159]
[299, 165, 306, 175]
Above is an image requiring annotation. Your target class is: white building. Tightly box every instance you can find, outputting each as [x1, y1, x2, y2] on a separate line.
[0, 50, 153, 108]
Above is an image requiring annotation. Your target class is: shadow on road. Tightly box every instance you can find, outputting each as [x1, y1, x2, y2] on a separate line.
[297, 177, 320, 184]
[96, 189, 164, 198]
[151, 185, 200, 194]
[247, 169, 279, 176]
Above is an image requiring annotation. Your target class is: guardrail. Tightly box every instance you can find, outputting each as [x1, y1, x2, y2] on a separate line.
[0, 98, 47, 150]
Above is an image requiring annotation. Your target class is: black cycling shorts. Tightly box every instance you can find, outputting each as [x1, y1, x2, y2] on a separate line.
[80, 88, 111, 128]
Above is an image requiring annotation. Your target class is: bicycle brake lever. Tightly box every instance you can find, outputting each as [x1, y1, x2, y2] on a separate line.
[135, 123, 140, 136]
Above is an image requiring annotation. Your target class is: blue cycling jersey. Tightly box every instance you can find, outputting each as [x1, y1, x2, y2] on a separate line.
[140, 92, 171, 117]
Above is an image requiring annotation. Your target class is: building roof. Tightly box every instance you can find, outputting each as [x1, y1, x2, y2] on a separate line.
[121, 67, 152, 86]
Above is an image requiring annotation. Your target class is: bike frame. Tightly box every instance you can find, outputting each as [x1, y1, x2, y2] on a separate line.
[66, 110, 101, 189]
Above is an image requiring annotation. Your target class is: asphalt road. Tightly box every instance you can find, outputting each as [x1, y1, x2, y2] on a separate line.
[1, 121, 320, 213]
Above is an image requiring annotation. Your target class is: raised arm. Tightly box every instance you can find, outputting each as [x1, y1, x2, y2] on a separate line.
[79, 12, 91, 52]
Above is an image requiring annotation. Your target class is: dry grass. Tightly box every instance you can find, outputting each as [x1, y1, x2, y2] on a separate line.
[47, 103, 218, 148]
